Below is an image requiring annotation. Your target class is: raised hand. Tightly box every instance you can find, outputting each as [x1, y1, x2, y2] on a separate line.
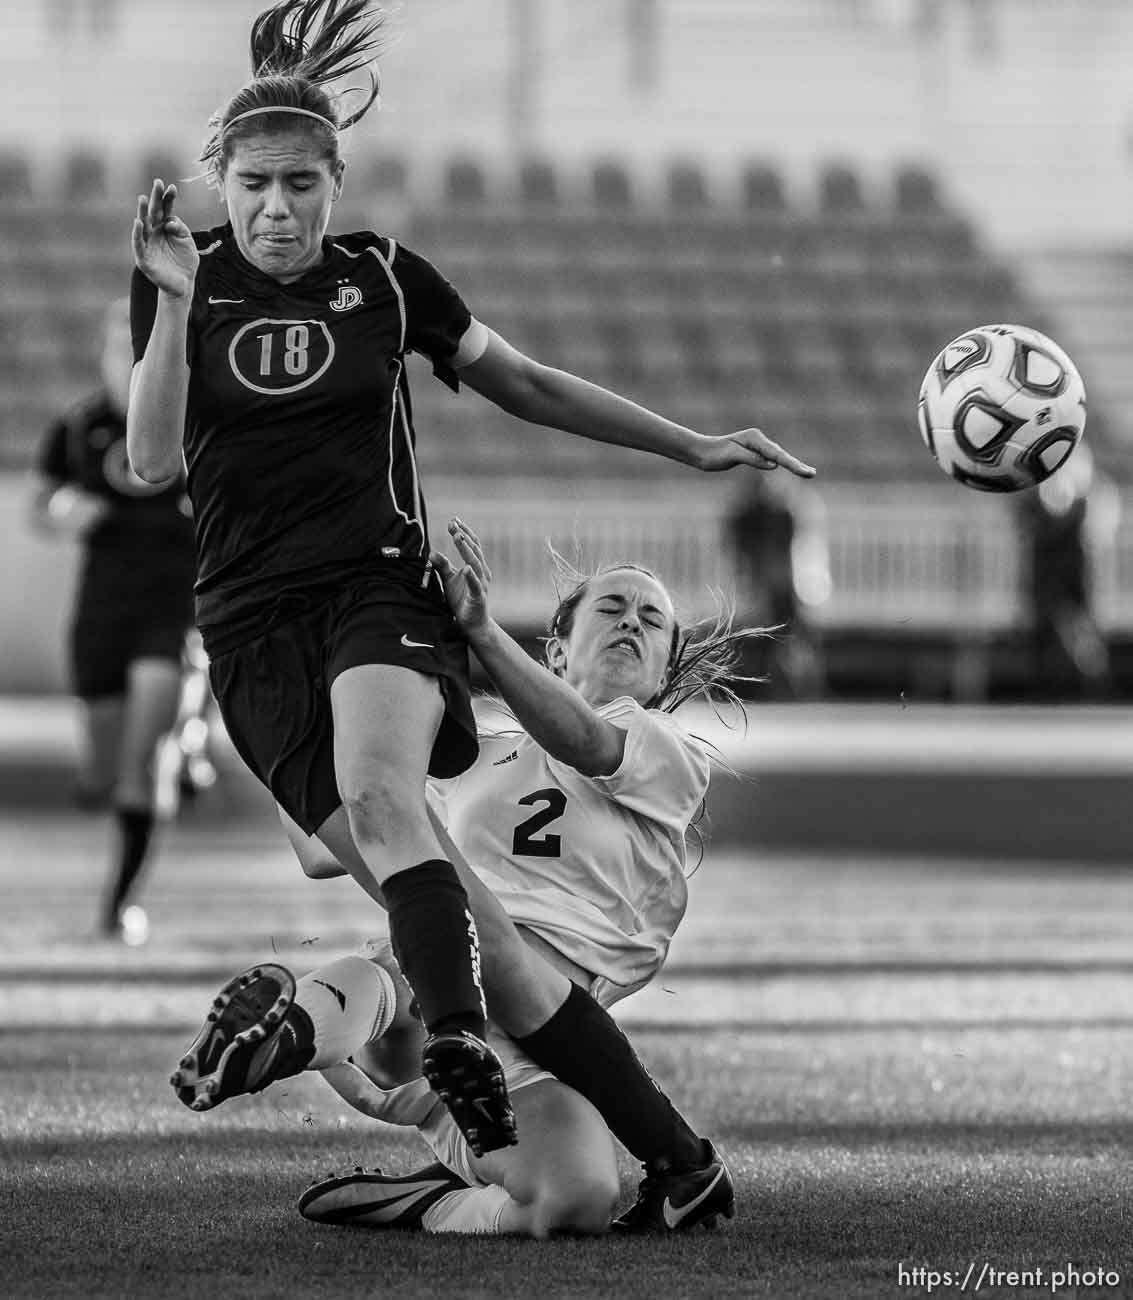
[131, 179, 199, 299]
[429, 518, 494, 635]
[695, 428, 816, 478]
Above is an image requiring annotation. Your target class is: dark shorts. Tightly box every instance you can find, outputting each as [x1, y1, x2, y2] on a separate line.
[207, 571, 478, 835]
[71, 573, 195, 700]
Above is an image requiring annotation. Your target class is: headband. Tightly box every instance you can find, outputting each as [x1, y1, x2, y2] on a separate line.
[223, 105, 337, 133]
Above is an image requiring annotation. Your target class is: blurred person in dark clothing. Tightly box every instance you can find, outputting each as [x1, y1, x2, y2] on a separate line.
[28, 298, 197, 944]
[725, 473, 827, 699]
[1016, 445, 1116, 700]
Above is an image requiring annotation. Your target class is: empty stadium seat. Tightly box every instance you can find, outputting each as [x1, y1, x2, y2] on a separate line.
[591, 160, 634, 210]
[893, 162, 944, 215]
[666, 159, 710, 210]
[443, 156, 488, 207]
[136, 148, 188, 191]
[367, 152, 409, 197]
[63, 149, 109, 201]
[517, 155, 559, 207]
[0, 149, 33, 201]
[818, 161, 867, 214]
[740, 161, 787, 214]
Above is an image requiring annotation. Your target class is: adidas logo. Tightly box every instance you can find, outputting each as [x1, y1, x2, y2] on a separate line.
[492, 750, 519, 766]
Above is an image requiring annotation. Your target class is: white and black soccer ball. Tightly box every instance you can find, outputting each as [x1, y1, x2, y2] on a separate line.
[917, 323, 1087, 492]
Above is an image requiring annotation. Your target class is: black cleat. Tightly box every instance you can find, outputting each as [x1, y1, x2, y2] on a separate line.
[611, 1141, 736, 1233]
[170, 963, 306, 1112]
[298, 1160, 468, 1230]
[421, 1029, 518, 1158]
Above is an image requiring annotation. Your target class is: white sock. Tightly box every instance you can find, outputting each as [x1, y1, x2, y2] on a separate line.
[421, 1184, 511, 1235]
[295, 955, 397, 1070]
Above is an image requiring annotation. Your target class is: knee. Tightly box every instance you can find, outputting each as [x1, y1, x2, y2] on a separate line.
[339, 767, 423, 845]
[530, 1172, 620, 1238]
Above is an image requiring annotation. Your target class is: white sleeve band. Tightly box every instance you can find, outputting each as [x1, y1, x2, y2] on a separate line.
[452, 317, 491, 369]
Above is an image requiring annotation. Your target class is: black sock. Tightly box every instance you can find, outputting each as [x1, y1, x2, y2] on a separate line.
[103, 806, 154, 925]
[271, 1003, 317, 1082]
[382, 859, 487, 1040]
[516, 983, 706, 1171]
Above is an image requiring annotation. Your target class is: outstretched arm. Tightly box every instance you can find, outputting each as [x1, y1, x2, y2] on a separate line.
[431, 520, 627, 778]
[458, 328, 816, 478]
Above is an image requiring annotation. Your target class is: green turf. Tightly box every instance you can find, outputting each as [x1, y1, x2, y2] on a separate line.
[4, 1027, 1132, 1300]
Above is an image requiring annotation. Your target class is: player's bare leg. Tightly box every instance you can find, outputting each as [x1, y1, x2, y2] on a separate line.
[75, 696, 123, 808]
[99, 657, 180, 943]
[322, 664, 516, 1157]
[300, 1080, 620, 1237]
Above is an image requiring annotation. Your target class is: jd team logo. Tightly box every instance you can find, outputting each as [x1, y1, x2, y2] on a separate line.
[228, 318, 335, 395]
[330, 284, 362, 311]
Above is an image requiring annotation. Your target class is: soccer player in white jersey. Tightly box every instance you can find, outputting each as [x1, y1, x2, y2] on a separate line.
[181, 520, 763, 1235]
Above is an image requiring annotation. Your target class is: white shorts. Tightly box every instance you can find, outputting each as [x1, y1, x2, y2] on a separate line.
[319, 1024, 552, 1188]
[420, 1026, 552, 1185]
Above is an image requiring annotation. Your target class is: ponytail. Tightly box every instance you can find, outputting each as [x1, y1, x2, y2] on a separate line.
[200, 0, 388, 187]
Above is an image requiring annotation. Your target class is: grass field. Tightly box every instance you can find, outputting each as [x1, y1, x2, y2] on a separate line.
[3, 807, 1133, 1299]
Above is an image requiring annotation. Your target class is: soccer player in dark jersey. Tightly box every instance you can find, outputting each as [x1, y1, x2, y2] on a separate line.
[29, 299, 196, 944]
[129, 0, 814, 1162]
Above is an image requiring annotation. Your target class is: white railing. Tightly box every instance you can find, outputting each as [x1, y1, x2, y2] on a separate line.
[429, 479, 1037, 633]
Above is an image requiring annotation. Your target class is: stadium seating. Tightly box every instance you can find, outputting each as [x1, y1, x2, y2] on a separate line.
[0, 148, 1111, 488]
[517, 155, 560, 208]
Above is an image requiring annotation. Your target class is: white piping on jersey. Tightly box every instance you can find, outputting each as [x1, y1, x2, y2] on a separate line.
[397, 367, 426, 557]
[331, 237, 422, 557]
[331, 239, 406, 353]
[362, 238, 406, 354]
[387, 358, 426, 556]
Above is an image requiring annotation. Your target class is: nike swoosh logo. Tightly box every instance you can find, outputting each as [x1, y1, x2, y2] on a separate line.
[661, 1166, 725, 1229]
[208, 296, 245, 304]
[319, 1180, 451, 1223]
[312, 979, 346, 1011]
[401, 635, 434, 649]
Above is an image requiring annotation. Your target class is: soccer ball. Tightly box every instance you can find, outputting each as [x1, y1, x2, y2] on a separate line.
[917, 323, 1086, 492]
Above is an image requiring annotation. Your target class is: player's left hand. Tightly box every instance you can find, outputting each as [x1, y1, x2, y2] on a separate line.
[694, 428, 816, 478]
[430, 518, 493, 635]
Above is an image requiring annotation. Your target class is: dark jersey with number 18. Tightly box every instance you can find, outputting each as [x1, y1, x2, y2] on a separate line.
[130, 223, 482, 654]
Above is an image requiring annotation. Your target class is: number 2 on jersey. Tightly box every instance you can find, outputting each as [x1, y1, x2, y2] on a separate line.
[512, 788, 567, 857]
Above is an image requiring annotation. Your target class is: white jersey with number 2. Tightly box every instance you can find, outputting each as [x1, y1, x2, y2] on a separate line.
[320, 696, 713, 1145]
[430, 695, 711, 996]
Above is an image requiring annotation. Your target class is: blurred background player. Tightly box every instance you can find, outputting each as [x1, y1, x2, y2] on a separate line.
[725, 474, 828, 700]
[27, 298, 197, 944]
[1015, 444, 1118, 700]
